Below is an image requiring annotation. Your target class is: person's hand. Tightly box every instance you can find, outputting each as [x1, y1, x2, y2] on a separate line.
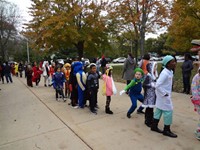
[120, 90, 126, 95]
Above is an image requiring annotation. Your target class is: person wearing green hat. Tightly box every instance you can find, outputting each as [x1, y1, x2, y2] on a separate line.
[120, 68, 144, 118]
[151, 55, 178, 138]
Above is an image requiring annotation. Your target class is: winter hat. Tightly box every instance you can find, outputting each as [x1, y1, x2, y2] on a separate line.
[89, 63, 97, 68]
[162, 55, 174, 67]
[134, 68, 144, 75]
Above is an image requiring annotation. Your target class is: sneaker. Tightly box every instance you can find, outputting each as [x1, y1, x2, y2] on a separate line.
[127, 113, 131, 118]
[73, 106, 79, 109]
[91, 110, 97, 115]
[95, 105, 99, 109]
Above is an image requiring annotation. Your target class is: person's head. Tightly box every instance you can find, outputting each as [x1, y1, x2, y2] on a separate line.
[55, 66, 61, 72]
[90, 63, 97, 73]
[184, 53, 192, 61]
[143, 54, 150, 60]
[64, 63, 71, 70]
[134, 68, 144, 80]
[162, 55, 176, 70]
[128, 53, 133, 59]
[105, 65, 113, 76]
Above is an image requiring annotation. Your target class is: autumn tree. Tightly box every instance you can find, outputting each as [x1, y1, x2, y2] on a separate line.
[107, 0, 171, 59]
[0, 0, 21, 61]
[168, 0, 200, 52]
[24, 0, 110, 60]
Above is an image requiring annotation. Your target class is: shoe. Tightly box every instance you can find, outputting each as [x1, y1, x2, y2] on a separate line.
[127, 113, 131, 118]
[137, 110, 145, 114]
[44, 84, 47, 87]
[163, 125, 177, 138]
[73, 106, 79, 109]
[95, 105, 99, 109]
[151, 119, 163, 133]
[63, 99, 66, 102]
[105, 107, 113, 114]
[56, 98, 58, 101]
[91, 110, 97, 115]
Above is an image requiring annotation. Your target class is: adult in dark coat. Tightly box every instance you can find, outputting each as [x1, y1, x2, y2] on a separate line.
[181, 53, 193, 94]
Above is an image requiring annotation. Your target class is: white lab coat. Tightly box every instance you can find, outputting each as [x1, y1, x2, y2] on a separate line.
[155, 68, 173, 111]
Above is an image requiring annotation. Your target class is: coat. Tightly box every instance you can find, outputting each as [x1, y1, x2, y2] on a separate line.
[103, 74, 113, 96]
[122, 57, 136, 80]
[155, 68, 173, 111]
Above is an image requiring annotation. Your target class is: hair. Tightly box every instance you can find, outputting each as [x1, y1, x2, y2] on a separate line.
[90, 64, 96, 69]
[128, 53, 133, 58]
[184, 53, 193, 61]
[143, 54, 150, 60]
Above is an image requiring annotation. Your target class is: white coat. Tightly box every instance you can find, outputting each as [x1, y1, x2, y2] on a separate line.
[155, 68, 173, 111]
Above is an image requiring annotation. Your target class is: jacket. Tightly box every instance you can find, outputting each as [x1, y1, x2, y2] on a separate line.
[155, 68, 173, 111]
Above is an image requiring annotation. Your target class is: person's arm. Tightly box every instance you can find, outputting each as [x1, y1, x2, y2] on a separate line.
[124, 80, 136, 91]
[156, 72, 168, 96]
[76, 73, 85, 91]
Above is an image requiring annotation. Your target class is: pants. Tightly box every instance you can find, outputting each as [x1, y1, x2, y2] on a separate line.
[194, 104, 200, 139]
[5, 73, 13, 83]
[44, 75, 50, 86]
[128, 94, 144, 115]
[89, 89, 98, 111]
[106, 96, 111, 108]
[78, 86, 85, 108]
[154, 108, 173, 125]
[183, 75, 191, 93]
[36, 78, 40, 86]
[0, 74, 4, 83]
[55, 88, 64, 99]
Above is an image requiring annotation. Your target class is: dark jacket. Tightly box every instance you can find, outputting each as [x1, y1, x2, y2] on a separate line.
[181, 60, 193, 77]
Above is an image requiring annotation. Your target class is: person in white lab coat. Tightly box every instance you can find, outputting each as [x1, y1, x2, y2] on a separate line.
[151, 55, 178, 138]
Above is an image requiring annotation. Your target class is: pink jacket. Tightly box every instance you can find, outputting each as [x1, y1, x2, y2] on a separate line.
[103, 74, 113, 96]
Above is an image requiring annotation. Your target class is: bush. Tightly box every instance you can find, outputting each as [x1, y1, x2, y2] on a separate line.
[111, 62, 198, 93]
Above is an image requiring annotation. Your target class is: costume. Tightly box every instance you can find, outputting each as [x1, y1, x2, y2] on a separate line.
[142, 62, 158, 127]
[120, 68, 144, 118]
[191, 69, 200, 140]
[52, 71, 66, 101]
[102, 66, 117, 114]
[32, 65, 41, 86]
[42, 61, 50, 86]
[151, 55, 177, 138]
[26, 65, 33, 87]
[74, 62, 86, 108]
[63, 63, 71, 98]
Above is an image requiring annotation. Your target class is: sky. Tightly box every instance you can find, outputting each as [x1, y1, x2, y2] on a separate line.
[7, 0, 159, 38]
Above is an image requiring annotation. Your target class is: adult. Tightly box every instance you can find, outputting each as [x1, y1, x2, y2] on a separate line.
[122, 53, 136, 85]
[42, 61, 51, 87]
[18, 61, 24, 78]
[101, 55, 107, 74]
[138, 54, 151, 76]
[181, 53, 193, 94]
[0, 62, 5, 84]
[4, 62, 13, 83]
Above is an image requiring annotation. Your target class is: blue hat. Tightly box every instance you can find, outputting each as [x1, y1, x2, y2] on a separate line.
[162, 55, 174, 67]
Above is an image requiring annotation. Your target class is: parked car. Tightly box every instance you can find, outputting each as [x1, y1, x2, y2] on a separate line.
[150, 57, 162, 61]
[112, 57, 126, 63]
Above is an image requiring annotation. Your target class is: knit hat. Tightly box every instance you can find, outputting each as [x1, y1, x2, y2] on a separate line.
[134, 68, 144, 75]
[162, 55, 174, 67]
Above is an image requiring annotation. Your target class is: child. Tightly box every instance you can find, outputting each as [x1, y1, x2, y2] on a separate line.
[63, 63, 71, 98]
[74, 62, 87, 108]
[42, 61, 51, 87]
[120, 68, 144, 118]
[191, 67, 200, 140]
[26, 64, 33, 87]
[87, 63, 99, 114]
[103, 66, 117, 114]
[142, 62, 158, 127]
[32, 62, 41, 86]
[52, 67, 66, 102]
[151, 55, 177, 138]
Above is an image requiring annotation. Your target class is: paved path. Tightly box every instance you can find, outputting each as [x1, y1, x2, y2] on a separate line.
[0, 76, 199, 150]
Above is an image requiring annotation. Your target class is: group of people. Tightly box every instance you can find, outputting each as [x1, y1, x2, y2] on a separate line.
[0, 52, 199, 140]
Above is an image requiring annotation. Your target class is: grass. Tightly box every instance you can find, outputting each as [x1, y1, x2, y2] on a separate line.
[111, 62, 198, 93]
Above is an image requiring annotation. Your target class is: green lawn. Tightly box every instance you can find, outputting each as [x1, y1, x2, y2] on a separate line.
[111, 62, 198, 93]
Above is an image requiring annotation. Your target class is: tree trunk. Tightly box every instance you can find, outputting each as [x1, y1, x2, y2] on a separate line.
[75, 41, 84, 60]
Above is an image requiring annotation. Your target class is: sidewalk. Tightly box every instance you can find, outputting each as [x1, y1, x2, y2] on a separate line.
[0, 76, 199, 150]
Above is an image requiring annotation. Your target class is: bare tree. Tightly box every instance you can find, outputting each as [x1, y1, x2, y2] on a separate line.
[0, 0, 20, 61]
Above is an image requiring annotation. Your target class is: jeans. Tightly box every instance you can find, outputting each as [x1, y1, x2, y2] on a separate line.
[128, 94, 144, 115]
[5, 73, 13, 83]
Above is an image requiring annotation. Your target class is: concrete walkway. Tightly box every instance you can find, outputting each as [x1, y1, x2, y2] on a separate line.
[0, 76, 199, 150]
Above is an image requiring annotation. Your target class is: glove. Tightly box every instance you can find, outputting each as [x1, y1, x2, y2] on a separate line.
[151, 82, 156, 88]
[120, 90, 126, 95]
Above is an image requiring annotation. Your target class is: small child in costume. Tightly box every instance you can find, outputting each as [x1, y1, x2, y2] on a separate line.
[120, 68, 144, 118]
[63, 63, 71, 98]
[191, 67, 200, 140]
[142, 62, 158, 127]
[52, 67, 66, 102]
[74, 62, 87, 108]
[87, 63, 100, 114]
[102, 66, 117, 114]
[151, 55, 177, 138]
